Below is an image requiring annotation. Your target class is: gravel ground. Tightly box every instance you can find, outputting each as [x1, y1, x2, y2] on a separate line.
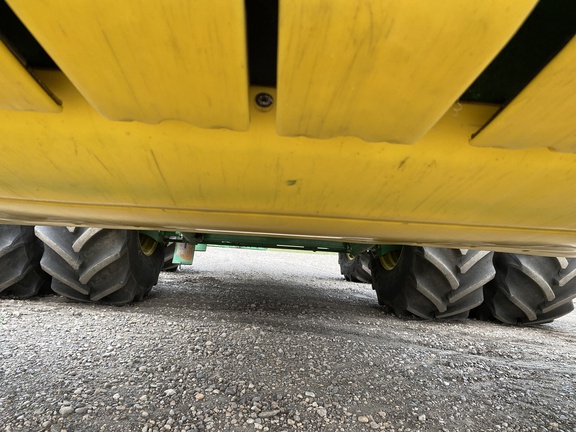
[1, 247, 575, 432]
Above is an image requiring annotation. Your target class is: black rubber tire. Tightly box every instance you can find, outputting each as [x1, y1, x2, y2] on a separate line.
[480, 253, 576, 325]
[338, 252, 372, 283]
[34, 227, 164, 304]
[0, 225, 51, 298]
[371, 247, 495, 319]
[162, 243, 179, 272]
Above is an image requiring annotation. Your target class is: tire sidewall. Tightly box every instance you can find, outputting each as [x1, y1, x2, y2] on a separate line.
[127, 231, 165, 287]
[371, 248, 405, 303]
[338, 253, 357, 275]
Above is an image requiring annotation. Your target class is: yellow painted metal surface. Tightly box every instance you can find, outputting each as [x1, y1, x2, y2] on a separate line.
[276, 0, 537, 143]
[0, 40, 60, 112]
[473, 36, 576, 153]
[1, 72, 576, 256]
[7, 0, 249, 130]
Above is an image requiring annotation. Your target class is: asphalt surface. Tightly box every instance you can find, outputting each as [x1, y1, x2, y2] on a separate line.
[1, 248, 575, 432]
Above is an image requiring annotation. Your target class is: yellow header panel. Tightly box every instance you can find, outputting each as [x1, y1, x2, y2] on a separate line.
[7, 0, 249, 130]
[277, 0, 537, 143]
[0, 40, 60, 112]
[2, 72, 576, 256]
[473, 36, 576, 153]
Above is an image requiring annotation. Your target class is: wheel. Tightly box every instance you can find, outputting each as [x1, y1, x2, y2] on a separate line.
[35, 227, 164, 304]
[338, 252, 372, 283]
[480, 253, 576, 324]
[371, 247, 495, 319]
[0, 225, 51, 297]
[162, 242, 179, 272]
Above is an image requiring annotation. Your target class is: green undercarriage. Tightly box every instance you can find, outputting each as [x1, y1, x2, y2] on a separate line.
[142, 231, 400, 263]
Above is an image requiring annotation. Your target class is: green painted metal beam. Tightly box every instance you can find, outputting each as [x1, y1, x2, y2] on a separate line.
[185, 233, 351, 252]
[142, 230, 399, 256]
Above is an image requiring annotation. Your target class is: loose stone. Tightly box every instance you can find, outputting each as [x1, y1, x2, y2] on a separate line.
[59, 406, 74, 416]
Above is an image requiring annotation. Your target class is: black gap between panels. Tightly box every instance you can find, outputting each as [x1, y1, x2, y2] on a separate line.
[245, 0, 279, 87]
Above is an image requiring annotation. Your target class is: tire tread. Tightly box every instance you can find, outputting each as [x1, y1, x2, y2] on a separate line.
[338, 252, 372, 284]
[482, 253, 576, 324]
[0, 225, 51, 298]
[35, 226, 162, 304]
[372, 247, 495, 319]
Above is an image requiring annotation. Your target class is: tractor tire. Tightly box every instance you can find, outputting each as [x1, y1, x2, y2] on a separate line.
[35, 227, 164, 304]
[0, 225, 51, 298]
[338, 252, 372, 283]
[162, 242, 179, 272]
[480, 253, 576, 325]
[371, 247, 495, 319]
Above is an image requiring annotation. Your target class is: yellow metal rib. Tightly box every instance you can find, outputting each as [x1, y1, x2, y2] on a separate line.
[0, 40, 60, 112]
[277, 0, 537, 143]
[472, 36, 576, 153]
[7, 0, 249, 130]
